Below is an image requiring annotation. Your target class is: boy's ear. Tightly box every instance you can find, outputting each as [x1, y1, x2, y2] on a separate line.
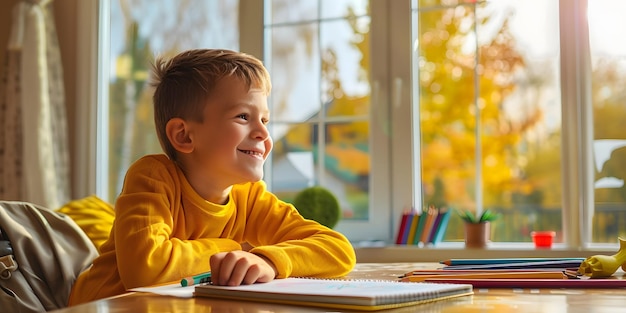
[165, 118, 194, 154]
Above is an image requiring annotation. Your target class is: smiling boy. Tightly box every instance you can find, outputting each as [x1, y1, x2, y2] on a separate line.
[68, 49, 356, 305]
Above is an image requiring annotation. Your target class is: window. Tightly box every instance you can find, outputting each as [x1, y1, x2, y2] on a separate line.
[409, 0, 626, 245]
[412, 0, 562, 243]
[263, 0, 390, 241]
[89, 0, 624, 247]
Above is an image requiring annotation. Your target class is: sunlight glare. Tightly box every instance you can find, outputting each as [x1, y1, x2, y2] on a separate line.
[587, 0, 626, 56]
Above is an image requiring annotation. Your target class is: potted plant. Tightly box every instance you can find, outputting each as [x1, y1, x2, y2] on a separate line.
[457, 209, 500, 248]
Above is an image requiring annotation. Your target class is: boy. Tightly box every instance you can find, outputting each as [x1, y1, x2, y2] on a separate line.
[68, 49, 356, 305]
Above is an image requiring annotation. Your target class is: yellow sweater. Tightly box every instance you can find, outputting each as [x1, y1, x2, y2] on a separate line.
[69, 154, 356, 305]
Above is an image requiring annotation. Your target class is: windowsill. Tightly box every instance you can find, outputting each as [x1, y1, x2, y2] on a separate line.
[352, 241, 619, 263]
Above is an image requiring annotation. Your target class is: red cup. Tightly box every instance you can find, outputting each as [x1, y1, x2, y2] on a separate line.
[531, 231, 556, 248]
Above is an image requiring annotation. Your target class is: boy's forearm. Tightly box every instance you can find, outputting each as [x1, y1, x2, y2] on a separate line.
[249, 234, 356, 279]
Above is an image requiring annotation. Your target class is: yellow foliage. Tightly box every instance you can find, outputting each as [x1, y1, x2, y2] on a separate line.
[326, 145, 369, 175]
[417, 2, 544, 210]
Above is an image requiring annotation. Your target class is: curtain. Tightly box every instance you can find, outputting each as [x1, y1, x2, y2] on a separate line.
[0, 0, 70, 210]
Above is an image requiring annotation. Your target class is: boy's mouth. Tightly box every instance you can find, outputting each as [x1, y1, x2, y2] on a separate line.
[238, 149, 263, 157]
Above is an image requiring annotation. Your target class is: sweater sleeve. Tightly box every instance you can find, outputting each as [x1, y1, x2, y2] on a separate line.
[241, 182, 356, 279]
[113, 156, 241, 289]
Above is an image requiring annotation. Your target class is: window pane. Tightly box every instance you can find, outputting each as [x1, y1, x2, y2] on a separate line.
[268, 24, 321, 122]
[321, 0, 368, 19]
[106, 0, 238, 201]
[265, 1, 372, 225]
[268, 0, 318, 25]
[414, 0, 562, 243]
[320, 17, 371, 117]
[270, 122, 316, 196]
[324, 122, 370, 220]
[588, 0, 626, 243]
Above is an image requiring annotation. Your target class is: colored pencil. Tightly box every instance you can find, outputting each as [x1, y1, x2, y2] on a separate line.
[442, 260, 585, 270]
[440, 258, 586, 266]
[419, 207, 437, 244]
[411, 209, 428, 245]
[420, 278, 626, 288]
[399, 268, 578, 278]
[400, 213, 415, 244]
[430, 209, 451, 245]
[400, 271, 566, 282]
[426, 209, 444, 244]
[405, 212, 420, 244]
[394, 212, 410, 244]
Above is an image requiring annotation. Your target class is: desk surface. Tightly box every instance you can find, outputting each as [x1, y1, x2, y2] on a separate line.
[52, 263, 626, 313]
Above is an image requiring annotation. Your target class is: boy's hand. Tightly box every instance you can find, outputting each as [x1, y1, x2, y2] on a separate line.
[210, 250, 277, 286]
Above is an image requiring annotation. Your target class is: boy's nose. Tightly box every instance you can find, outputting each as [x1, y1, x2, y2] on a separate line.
[252, 122, 270, 140]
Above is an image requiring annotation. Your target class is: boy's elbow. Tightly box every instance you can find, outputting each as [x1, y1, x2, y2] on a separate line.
[338, 258, 357, 277]
[334, 240, 357, 276]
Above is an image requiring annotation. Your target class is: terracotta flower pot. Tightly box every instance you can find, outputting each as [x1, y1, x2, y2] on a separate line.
[464, 222, 490, 248]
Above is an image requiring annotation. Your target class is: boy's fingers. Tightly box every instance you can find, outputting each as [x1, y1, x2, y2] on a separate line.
[226, 256, 254, 286]
[210, 251, 274, 286]
[209, 252, 226, 285]
[218, 251, 243, 285]
[242, 264, 261, 285]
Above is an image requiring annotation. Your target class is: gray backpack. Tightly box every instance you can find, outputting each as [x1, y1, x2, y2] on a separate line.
[0, 201, 98, 312]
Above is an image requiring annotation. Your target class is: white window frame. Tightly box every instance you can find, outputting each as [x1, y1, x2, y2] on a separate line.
[558, 0, 594, 249]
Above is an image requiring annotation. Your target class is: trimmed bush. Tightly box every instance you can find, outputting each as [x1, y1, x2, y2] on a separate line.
[292, 186, 341, 229]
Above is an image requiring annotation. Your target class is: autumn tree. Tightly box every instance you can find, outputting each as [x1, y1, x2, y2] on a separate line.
[418, 3, 543, 213]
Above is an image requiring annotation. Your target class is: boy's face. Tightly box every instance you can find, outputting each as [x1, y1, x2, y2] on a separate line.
[186, 76, 272, 188]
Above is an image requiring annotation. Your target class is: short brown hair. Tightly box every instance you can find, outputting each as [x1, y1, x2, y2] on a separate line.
[150, 49, 272, 160]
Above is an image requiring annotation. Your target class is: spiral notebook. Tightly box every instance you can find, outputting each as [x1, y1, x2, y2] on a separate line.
[193, 277, 473, 311]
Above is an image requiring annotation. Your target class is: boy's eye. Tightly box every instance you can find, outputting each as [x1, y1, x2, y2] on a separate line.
[236, 113, 269, 124]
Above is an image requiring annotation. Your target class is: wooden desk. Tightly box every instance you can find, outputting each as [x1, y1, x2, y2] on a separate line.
[52, 263, 626, 313]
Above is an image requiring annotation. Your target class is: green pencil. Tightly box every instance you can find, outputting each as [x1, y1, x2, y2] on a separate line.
[180, 272, 212, 287]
